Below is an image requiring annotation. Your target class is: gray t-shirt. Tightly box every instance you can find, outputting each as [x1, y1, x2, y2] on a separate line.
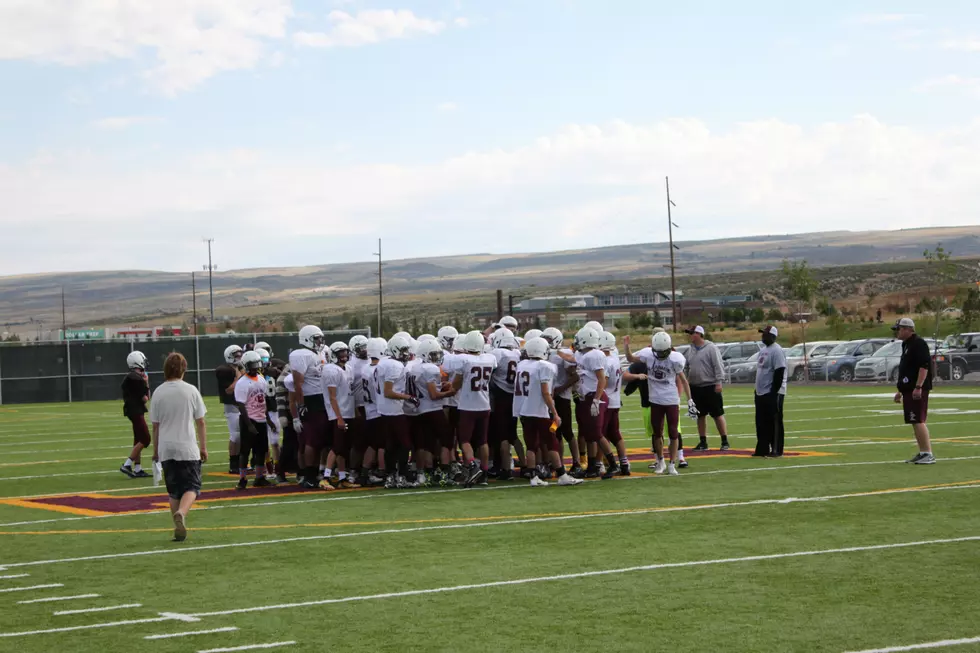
[149, 380, 207, 461]
[755, 344, 787, 396]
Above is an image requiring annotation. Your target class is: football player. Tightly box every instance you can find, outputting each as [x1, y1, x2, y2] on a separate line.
[255, 348, 280, 481]
[375, 334, 418, 488]
[234, 351, 277, 489]
[289, 325, 327, 489]
[489, 328, 522, 481]
[624, 332, 694, 476]
[347, 335, 370, 484]
[438, 326, 461, 459]
[449, 330, 498, 487]
[120, 351, 151, 478]
[216, 345, 245, 474]
[322, 341, 357, 489]
[516, 337, 584, 487]
[412, 339, 457, 485]
[542, 327, 583, 477]
[361, 337, 388, 485]
[598, 332, 630, 475]
[274, 363, 298, 483]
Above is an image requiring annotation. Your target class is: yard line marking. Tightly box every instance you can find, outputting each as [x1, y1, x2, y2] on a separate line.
[18, 594, 101, 604]
[53, 603, 141, 616]
[843, 635, 980, 653]
[1, 481, 978, 565]
[2, 455, 980, 529]
[0, 573, 29, 579]
[145, 627, 239, 640]
[189, 536, 980, 619]
[0, 584, 63, 593]
[0, 478, 235, 501]
[198, 642, 296, 653]
[0, 616, 176, 637]
[0, 462, 225, 483]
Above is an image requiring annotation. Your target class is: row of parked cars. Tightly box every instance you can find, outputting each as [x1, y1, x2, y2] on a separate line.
[703, 332, 980, 384]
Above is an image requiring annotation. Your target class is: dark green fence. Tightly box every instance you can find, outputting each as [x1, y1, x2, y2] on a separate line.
[0, 331, 369, 405]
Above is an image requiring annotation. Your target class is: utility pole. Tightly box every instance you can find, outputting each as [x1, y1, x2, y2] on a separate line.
[62, 286, 71, 403]
[203, 238, 216, 322]
[374, 238, 383, 336]
[666, 176, 680, 333]
[191, 271, 198, 335]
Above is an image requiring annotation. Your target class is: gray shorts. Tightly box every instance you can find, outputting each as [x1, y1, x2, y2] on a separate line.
[162, 460, 202, 500]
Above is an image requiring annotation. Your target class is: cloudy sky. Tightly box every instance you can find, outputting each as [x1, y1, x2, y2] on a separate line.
[1, 0, 978, 275]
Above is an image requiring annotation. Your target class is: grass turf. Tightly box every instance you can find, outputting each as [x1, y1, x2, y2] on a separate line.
[0, 385, 978, 653]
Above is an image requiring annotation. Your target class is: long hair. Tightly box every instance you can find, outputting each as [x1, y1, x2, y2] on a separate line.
[164, 352, 187, 381]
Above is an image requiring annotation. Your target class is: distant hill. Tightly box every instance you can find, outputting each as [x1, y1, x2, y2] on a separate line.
[2, 226, 978, 330]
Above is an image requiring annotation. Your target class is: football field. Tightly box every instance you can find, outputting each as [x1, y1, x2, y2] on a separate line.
[0, 386, 978, 653]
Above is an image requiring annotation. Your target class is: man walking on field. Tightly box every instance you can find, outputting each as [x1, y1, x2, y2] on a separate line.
[892, 318, 936, 464]
[151, 353, 208, 542]
[684, 326, 731, 451]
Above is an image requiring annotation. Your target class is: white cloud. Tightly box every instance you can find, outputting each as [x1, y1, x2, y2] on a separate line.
[916, 74, 980, 96]
[92, 116, 163, 130]
[942, 38, 980, 52]
[294, 9, 446, 48]
[0, 0, 293, 95]
[3, 115, 980, 274]
[851, 13, 920, 25]
[437, 101, 458, 112]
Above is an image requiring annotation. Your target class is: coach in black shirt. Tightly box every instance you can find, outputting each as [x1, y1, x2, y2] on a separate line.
[892, 318, 935, 464]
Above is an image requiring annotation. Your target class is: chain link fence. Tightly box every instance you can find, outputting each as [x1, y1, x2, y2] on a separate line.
[0, 330, 370, 405]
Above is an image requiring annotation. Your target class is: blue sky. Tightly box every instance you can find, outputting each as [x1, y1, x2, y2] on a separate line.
[1, 0, 978, 275]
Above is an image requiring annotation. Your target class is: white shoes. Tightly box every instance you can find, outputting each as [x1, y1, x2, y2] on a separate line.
[653, 460, 666, 475]
[530, 476, 549, 487]
[557, 473, 583, 486]
[667, 463, 679, 476]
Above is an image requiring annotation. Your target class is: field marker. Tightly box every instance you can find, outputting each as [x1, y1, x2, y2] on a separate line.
[53, 603, 141, 616]
[185, 536, 980, 619]
[159, 611, 201, 622]
[843, 635, 980, 652]
[198, 643, 296, 653]
[145, 627, 239, 640]
[0, 573, 29, 580]
[1, 480, 978, 566]
[0, 615, 176, 637]
[0, 583, 63, 593]
[18, 594, 100, 604]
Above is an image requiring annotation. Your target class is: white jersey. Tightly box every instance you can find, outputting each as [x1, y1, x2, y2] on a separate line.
[322, 363, 355, 420]
[452, 352, 497, 412]
[403, 359, 421, 416]
[517, 359, 557, 419]
[490, 348, 522, 394]
[634, 348, 686, 406]
[441, 352, 459, 407]
[412, 362, 445, 414]
[350, 357, 371, 408]
[603, 353, 623, 409]
[574, 349, 607, 396]
[364, 362, 380, 420]
[549, 350, 575, 400]
[282, 372, 295, 394]
[234, 374, 268, 422]
[374, 357, 407, 417]
[288, 347, 325, 397]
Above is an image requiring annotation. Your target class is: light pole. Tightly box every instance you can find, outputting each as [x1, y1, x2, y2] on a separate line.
[373, 238, 383, 337]
[665, 177, 680, 333]
[203, 238, 216, 322]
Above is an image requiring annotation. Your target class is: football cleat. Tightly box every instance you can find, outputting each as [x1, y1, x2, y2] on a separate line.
[667, 463, 679, 476]
[236, 477, 248, 491]
[720, 441, 731, 451]
[119, 465, 136, 478]
[132, 469, 150, 478]
[558, 473, 583, 486]
[601, 462, 620, 480]
[529, 476, 549, 487]
[913, 453, 937, 465]
[317, 479, 336, 491]
[619, 462, 631, 476]
[463, 461, 482, 488]
[338, 478, 360, 489]
[569, 465, 585, 479]
[678, 459, 689, 469]
[694, 441, 708, 451]
[584, 466, 600, 479]
[653, 460, 667, 475]
[253, 476, 274, 488]
[172, 513, 187, 542]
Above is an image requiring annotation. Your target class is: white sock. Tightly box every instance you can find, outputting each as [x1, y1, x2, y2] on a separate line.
[338, 471, 347, 480]
[133, 463, 142, 473]
[123, 459, 133, 468]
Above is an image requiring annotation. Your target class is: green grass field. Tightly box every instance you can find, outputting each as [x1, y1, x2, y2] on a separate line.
[0, 386, 979, 653]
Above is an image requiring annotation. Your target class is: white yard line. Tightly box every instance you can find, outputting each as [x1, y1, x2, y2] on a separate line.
[18, 594, 100, 604]
[0, 462, 225, 483]
[53, 603, 142, 616]
[0, 478, 235, 501]
[198, 643, 296, 653]
[843, 635, 980, 653]
[1, 482, 979, 571]
[0, 584, 63, 593]
[0, 573, 29, 580]
[145, 627, 239, 640]
[0, 615, 175, 637]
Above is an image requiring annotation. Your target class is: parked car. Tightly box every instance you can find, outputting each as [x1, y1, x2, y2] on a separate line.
[729, 351, 760, 383]
[937, 332, 980, 380]
[720, 342, 764, 366]
[807, 338, 893, 382]
[854, 338, 939, 383]
[785, 341, 845, 382]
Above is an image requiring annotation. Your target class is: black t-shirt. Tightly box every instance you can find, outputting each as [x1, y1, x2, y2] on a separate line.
[623, 361, 650, 408]
[898, 335, 933, 393]
[121, 371, 149, 417]
[215, 364, 241, 405]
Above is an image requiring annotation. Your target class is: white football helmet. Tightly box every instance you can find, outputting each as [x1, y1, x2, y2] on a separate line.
[524, 337, 550, 361]
[366, 337, 388, 360]
[349, 334, 369, 359]
[418, 334, 437, 343]
[491, 327, 518, 350]
[523, 329, 543, 342]
[255, 348, 271, 366]
[241, 350, 263, 373]
[255, 341, 273, 357]
[462, 330, 486, 354]
[126, 351, 148, 371]
[416, 339, 445, 365]
[542, 327, 564, 351]
[224, 344, 243, 364]
[408, 338, 419, 357]
[573, 327, 600, 351]
[599, 331, 616, 352]
[499, 315, 519, 330]
[388, 334, 413, 362]
[298, 325, 324, 350]
[584, 320, 604, 333]
[437, 326, 458, 351]
[652, 331, 672, 359]
[328, 341, 350, 364]
[393, 331, 413, 342]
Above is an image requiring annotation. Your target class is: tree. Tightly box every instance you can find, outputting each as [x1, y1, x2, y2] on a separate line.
[348, 315, 362, 330]
[782, 259, 819, 318]
[766, 308, 784, 321]
[650, 312, 663, 329]
[749, 307, 765, 323]
[816, 297, 837, 317]
[631, 311, 652, 329]
[282, 314, 298, 333]
[959, 286, 980, 331]
[924, 244, 958, 342]
[614, 318, 630, 331]
[827, 312, 845, 339]
[731, 307, 747, 323]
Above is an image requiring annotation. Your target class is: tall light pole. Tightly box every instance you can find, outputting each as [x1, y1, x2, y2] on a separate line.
[203, 238, 216, 322]
[373, 238, 383, 337]
[666, 176, 680, 333]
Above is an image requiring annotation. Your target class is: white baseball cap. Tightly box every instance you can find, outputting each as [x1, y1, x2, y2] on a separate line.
[684, 325, 705, 336]
[760, 325, 779, 337]
[891, 317, 915, 331]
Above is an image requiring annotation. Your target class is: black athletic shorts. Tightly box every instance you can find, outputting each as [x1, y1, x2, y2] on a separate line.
[162, 460, 202, 500]
[691, 384, 725, 419]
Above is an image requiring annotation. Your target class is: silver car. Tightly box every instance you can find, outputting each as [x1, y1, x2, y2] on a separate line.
[785, 341, 846, 382]
[854, 338, 939, 383]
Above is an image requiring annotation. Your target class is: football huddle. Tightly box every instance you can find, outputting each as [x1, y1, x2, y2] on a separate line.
[121, 318, 705, 492]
